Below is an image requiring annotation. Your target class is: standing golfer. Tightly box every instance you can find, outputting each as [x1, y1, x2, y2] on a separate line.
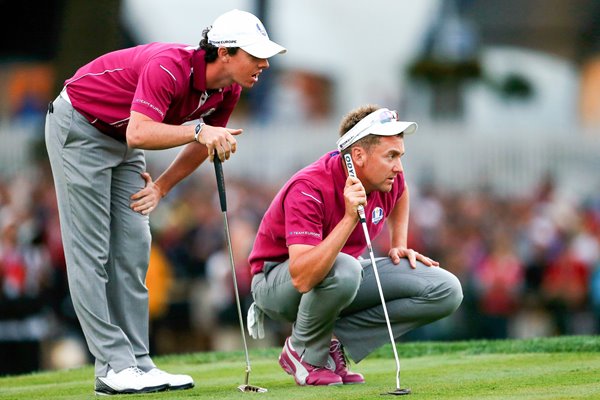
[45, 9, 285, 395]
[248, 105, 463, 386]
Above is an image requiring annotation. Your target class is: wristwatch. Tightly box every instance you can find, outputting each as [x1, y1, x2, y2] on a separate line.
[194, 122, 205, 143]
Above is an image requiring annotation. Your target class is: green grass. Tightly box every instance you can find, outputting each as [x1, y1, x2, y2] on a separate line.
[1, 336, 599, 399]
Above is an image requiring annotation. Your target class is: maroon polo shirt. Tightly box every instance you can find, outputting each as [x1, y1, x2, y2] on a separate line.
[248, 151, 405, 275]
[64, 42, 241, 139]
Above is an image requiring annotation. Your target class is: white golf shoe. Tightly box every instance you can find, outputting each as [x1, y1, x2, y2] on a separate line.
[146, 368, 195, 390]
[94, 366, 168, 395]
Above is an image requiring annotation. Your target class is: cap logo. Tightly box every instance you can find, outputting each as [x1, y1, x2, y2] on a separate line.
[256, 22, 267, 37]
[211, 39, 237, 45]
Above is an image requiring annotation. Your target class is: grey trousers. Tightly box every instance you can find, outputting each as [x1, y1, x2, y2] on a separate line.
[251, 252, 463, 366]
[45, 96, 154, 377]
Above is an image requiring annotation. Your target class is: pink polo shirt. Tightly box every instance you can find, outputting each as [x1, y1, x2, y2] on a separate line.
[64, 42, 241, 139]
[248, 151, 405, 275]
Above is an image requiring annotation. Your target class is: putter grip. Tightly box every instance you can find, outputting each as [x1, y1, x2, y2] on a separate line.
[213, 154, 227, 212]
[342, 153, 367, 222]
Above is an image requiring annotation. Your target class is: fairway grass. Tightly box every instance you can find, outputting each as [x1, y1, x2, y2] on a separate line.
[0, 335, 598, 399]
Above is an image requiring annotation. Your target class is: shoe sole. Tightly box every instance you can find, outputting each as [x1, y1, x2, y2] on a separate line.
[339, 373, 365, 385]
[94, 381, 169, 396]
[168, 382, 195, 391]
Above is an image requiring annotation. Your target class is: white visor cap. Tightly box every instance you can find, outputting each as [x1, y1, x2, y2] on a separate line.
[337, 108, 417, 151]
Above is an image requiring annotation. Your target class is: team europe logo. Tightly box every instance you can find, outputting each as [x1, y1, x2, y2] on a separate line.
[372, 207, 384, 224]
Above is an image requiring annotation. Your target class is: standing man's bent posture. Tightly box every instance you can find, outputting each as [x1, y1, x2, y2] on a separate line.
[248, 105, 463, 386]
[45, 9, 285, 395]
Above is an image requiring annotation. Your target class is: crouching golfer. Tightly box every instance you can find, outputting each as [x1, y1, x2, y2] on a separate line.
[248, 105, 463, 386]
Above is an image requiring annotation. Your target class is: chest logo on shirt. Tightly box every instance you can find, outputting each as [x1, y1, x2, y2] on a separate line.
[372, 207, 384, 225]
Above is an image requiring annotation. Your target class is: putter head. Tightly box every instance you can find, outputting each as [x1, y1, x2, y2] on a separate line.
[238, 384, 268, 393]
[382, 388, 411, 396]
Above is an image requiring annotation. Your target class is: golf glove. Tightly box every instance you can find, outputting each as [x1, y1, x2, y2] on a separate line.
[247, 302, 265, 339]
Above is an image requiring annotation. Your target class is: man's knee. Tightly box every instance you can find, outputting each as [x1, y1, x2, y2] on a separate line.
[322, 254, 362, 300]
[114, 213, 151, 264]
[437, 272, 463, 316]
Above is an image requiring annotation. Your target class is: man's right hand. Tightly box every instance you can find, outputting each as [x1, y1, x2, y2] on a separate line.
[197, 125, 243, 162]
[344, 175, 366, 218]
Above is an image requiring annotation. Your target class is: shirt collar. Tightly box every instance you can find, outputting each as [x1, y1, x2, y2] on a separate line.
[331, 151, 348, 182]
[191, 49, 208, 92]
[191, 49, 226, 95]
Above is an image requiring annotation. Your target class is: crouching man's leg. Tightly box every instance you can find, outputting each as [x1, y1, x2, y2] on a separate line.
[334, 257, 463, 362]
[251, 253, 362, 386]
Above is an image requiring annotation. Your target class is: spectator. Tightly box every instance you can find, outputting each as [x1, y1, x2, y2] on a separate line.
[541, 245, 590, 334]
[0, 207, 53, 375]
[472, 230, 524, 338]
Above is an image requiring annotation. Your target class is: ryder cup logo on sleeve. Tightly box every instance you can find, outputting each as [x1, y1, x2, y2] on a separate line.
[372, 207, 384, 224]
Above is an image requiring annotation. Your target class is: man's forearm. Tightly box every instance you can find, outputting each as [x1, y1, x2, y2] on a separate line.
[154, 142, 209, 197]
[388, 186, 410, 248]
[127, 112, 196, 150]
[289, 214, 358, 293]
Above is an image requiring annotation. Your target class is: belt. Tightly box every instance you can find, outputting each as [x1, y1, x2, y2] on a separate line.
[89, 118, 127, 143]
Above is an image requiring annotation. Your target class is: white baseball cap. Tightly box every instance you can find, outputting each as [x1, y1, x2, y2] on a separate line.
[336, 108, 417, 151]
[207, 9, 287, 59]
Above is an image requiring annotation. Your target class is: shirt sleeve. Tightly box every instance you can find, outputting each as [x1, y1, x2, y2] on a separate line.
[283, 180, 325, 247]
[131, 56, 180, 121]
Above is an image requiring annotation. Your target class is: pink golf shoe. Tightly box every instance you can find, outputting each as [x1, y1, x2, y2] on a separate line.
[278, 337, 343, 386]
[329, 339, 365, 384]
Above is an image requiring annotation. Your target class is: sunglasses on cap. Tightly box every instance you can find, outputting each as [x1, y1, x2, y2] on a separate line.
[375, 109, 399, 124]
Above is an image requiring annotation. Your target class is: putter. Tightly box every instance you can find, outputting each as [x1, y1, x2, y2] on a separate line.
[342, 152, 411, 396]
[213, 154, 267, 393]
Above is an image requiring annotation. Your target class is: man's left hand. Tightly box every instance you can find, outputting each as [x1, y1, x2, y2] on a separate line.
[130, 172, 162, 215]
[388, 247, 440, 269]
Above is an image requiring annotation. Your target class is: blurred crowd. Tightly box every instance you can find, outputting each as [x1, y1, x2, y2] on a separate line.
[1, 155, 600, 376]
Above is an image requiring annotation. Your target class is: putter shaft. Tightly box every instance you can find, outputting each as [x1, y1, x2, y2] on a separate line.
[222, 212, 252, 371]
[214, 155, 267, 393]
